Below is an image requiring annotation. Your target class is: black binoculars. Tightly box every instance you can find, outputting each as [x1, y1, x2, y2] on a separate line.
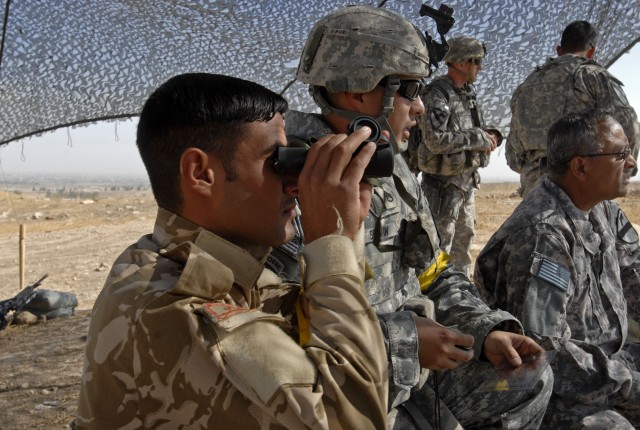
[272, 116, 394, 178]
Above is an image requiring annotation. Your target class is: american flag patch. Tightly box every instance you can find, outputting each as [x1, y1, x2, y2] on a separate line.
[536, 258, 570, 291]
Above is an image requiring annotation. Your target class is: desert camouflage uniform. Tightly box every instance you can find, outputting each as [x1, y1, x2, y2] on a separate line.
[76, 207, 388, 430]
[279, 110, 553, 430]
[475, 178, 640, 429]
[508, 54, 640, 197]
[414, 75, 493, 277]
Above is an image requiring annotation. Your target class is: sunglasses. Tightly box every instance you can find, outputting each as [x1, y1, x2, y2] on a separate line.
[580, 147, 632, 162]
[378, 78, 427, 101]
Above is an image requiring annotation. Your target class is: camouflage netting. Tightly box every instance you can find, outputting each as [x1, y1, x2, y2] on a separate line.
[1, 0, 639, 146]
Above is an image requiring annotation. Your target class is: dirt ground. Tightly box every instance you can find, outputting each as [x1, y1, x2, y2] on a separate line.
[0, 181, 639, 429]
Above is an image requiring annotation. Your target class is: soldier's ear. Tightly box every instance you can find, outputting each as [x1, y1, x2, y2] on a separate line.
[180, 148, 215, 196]
[568, 156, 589, 181]
[343, 91, 367, 110]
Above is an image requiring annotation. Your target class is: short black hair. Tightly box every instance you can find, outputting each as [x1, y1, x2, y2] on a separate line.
[136, 73, 288, 212]
[560, 21, 598, 53]
[547, 108, 613, 176]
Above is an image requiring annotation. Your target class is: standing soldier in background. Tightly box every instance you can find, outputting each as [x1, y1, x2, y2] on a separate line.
[272, 7, 553, 429]
[411, 36, 501, 277]
[507, 20, 640, 197]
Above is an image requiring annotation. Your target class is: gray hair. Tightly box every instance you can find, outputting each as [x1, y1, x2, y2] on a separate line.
[546, 108, 614, 176]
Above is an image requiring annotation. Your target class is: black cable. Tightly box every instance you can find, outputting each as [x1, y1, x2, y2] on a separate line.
[0, 0, 12, 73]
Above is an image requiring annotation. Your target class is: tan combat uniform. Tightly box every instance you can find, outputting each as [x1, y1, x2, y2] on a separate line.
[76, 208, 388, 429]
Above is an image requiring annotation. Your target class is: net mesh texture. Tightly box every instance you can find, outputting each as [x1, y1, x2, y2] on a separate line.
[1, 0, 639, 146]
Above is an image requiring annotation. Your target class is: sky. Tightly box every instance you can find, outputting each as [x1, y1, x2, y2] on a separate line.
[1, 44, 639, 182]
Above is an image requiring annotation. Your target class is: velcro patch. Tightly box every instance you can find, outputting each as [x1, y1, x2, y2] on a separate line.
[536, 258, 570, 291]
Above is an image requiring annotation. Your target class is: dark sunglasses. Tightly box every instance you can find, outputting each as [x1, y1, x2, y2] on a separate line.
[378, 78, 427, 101]
[580, 147, 632, 162]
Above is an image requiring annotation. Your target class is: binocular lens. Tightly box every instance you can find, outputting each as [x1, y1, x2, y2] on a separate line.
[272, 116, 394, 178]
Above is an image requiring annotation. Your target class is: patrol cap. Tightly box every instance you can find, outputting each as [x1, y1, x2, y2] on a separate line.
[443, 36, 486, 64]
[296, 5, 430, 93]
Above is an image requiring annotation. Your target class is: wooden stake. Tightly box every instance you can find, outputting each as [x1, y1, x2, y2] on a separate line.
[19, 224, 25, 290]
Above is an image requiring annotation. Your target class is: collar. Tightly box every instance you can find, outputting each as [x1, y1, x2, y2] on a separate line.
[153, 207, 266, 299]
[544, 178, 589, 220]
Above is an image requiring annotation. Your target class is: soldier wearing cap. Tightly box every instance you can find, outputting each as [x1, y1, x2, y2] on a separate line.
[409, 35, 501, 278]
[271, 7, 552, 429]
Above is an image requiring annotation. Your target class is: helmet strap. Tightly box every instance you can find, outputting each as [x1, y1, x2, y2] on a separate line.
[309, 82, 403, 154]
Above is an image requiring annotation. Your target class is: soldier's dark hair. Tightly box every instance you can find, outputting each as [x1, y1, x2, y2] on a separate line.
[560, 21, 598, 53]
[547, 108, 614, 176]
[136, 73, 288, 212]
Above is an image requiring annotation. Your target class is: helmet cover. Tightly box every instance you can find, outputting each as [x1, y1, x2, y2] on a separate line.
[297, 5, 430, 93]
[442, 36, 486, 64]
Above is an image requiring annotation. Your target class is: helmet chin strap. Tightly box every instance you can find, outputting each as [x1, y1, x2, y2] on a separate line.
[309, 79, 405, 154]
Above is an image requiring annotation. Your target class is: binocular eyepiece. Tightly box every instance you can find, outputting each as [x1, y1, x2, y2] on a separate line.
[272, 116, 394, 178]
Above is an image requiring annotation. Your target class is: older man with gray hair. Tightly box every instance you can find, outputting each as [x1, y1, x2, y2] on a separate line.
[476, 108, 640, 429]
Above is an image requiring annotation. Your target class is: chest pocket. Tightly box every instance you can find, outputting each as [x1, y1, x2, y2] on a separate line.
[367, 184, 409, 252]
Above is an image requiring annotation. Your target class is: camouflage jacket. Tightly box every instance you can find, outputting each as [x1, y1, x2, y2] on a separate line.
[414, 75, 493, 190]
[281, 110, 520, 413]
[507, 54, 640, 172]
[475, 178, 640, 406]
[76, 208, 388, 429]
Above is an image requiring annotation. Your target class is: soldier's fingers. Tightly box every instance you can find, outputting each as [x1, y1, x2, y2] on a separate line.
[343, 141, 375, 183]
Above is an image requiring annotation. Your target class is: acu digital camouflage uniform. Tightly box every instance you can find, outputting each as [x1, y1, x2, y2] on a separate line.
[508, 54, 640, 197]
[412, 37, 498, 277]
[475, 178, 640, 429]
[76, 208, 388, 429]
[282, 110, 553, 430]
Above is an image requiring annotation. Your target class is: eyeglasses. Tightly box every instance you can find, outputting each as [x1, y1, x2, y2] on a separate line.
[580, 147, 632, 162]
[378, 78, 427, 101]
[468, 58, 483, 65]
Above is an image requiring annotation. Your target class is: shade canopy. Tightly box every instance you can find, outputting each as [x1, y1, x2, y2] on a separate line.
[1, 0, 638, 146]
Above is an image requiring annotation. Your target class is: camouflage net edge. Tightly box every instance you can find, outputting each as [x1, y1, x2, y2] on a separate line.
[1, 0, 638, 146]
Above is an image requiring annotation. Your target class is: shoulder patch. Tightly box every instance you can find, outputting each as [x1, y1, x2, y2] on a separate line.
[430, 107, 449, 129]
[201, 302, 254, 322]
[197, 303, 284, 332]
[616, 209, 639, 244]
[535, 257, 571, 291]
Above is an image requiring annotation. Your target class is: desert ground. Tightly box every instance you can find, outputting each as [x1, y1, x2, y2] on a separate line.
[1, 180, 639, 429]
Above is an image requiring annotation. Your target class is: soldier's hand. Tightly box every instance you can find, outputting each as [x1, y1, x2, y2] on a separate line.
[297, 127, 375, 243]
[482, 330, 544, 368]
[415, 316, 474, 370]
[485, 130, 502, 154]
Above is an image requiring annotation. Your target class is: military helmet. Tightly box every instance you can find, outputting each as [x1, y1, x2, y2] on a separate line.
[443, 36, 486, 64]
[296, 5, 430, 93]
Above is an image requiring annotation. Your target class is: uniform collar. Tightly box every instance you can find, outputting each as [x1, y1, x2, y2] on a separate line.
[153, 207, 266, 299]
